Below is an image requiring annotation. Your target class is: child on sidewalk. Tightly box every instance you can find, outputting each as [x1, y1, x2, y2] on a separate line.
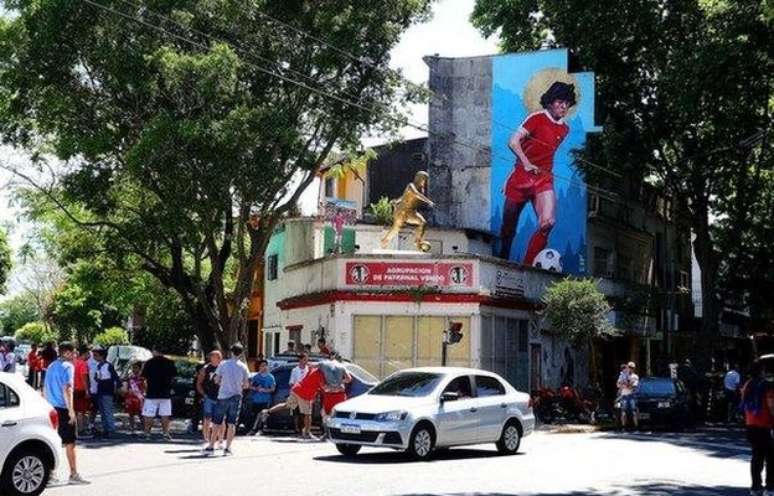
[123, 362, 145, 435]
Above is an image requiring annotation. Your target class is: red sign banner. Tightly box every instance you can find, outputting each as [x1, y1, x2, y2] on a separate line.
[345, 261, 474, 288]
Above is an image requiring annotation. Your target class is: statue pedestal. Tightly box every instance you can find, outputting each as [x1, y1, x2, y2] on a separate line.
[370, 248, 427, 256]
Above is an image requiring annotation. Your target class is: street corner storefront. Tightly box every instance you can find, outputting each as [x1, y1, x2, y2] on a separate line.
[274, 253, 576, 392]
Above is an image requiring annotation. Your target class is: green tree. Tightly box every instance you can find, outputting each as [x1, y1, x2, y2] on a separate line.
[133, 285, 197, 356]
[14, 321, 57, 344]
[369, 196, 395, 225]
[93, 326, 130, 348]
[0, 0, 432, 350]
[542, 278, 616, 383]
[0, 293, 39, 335]
[472, 0, 773, 345]
[0, 228, 10, 295]
[49, 261, 128, 344]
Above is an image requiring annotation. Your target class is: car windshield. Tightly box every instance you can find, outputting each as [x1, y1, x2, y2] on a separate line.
[369, 372, 443, 397]
[344, 363, 379, 384]
[638, 379, 675, 396]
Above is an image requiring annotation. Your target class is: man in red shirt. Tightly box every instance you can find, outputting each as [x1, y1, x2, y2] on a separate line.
[262, 367, 324, 440]
[73, 345, 92, 435]
[499, 81, 576, 265]
[27, 343, 41, 389]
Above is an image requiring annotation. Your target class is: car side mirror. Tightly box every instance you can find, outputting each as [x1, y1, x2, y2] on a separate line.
[441, 392, 460, 403]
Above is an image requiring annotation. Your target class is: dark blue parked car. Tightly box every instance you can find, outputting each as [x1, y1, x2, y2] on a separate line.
[239, 359, 378, 434]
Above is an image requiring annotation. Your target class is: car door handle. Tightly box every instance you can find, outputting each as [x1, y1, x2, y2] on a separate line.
[1, 421, 17, 427]
[500, 403, 508, 409]
[469, 408, 478, 413]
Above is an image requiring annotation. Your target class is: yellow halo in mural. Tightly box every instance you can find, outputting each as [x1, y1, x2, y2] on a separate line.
[522, 68, 582, 119]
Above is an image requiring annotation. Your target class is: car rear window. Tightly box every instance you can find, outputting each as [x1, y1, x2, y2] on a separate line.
[637, 379, 676, 396]
[0, 383, 20, 408]
[344, 363, 378, 384]
[370, 372, 443, 397]
[475, 375, 506, 397]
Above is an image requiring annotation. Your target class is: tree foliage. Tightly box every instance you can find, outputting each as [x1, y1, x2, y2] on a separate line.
[472, 0, 773, 337]
[0, 228, 10, 295]
[0, 0, 432, 349]
[93, 326, 130, 347]
[0, 293, 39, 335]
[14, 321, 57, 345]
[369, 196, 395, 225]
[542, 278, 616, 346]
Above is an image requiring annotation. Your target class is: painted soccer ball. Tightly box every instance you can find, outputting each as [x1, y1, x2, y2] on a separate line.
[533, 248, 563, 272]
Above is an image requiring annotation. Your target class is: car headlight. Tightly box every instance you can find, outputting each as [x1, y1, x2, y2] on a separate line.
[375, 410, 407, 422]
[657, 401, 671, 408]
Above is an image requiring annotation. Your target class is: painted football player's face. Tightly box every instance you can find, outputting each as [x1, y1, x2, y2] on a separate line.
[547, 99, 570, 120]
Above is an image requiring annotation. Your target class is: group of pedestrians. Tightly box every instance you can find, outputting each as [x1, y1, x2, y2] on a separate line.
[26, 340, 182, 485]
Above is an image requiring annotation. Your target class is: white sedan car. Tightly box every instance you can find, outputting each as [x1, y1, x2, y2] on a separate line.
[325, 367, 534, 460]
[0, 372, 61, 496]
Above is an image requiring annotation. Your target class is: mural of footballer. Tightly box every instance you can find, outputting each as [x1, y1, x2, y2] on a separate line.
[498, 81, 577, 264]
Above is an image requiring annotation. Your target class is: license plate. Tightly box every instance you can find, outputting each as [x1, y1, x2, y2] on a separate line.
[638, 412, 650, 420]
[341, 424, 361, 435]
[185, 398, 194, 405]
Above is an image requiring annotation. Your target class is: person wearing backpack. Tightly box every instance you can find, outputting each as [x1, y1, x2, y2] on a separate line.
[91, 347, 120, 438]
[741, 360, 774, 496]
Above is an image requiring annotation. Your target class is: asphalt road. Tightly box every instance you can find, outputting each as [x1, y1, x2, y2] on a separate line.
[43, 425, 751, 496]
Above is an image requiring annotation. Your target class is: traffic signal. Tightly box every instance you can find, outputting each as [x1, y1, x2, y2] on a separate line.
[448, 322, 463, 344]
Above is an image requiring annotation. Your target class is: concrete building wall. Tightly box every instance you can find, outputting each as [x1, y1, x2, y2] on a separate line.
[425, 55, 492, 231]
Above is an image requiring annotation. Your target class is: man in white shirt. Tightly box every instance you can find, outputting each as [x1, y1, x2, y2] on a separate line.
[617, 361, 639, 429]
[290, 353, 311, 386]
[289, 353, 311, 434]
[724, 364, 741, 423]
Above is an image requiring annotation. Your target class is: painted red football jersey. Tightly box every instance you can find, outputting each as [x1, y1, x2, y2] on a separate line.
[517, 111, 569, 171]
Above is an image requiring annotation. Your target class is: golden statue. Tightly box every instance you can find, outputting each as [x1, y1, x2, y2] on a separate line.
[380, 171, 435, 252]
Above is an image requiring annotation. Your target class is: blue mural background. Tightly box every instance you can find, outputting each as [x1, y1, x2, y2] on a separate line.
[490, 49, 600, 275]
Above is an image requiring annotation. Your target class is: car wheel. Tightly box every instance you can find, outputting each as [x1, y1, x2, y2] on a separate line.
[496, 421, 522, 455]
[335, 444, 361, 457]
[1, 449, 51, 496]
[407, 423, 435, 461]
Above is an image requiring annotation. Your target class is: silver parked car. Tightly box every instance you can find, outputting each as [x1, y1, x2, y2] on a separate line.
[325, 367, 535, 460]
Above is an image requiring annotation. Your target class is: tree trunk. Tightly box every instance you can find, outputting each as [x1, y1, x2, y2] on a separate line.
[691, 202, 719, 372]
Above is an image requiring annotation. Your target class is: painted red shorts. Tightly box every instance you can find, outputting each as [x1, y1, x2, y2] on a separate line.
[322, 391, 347, 415]
[504, 166, 553, 203]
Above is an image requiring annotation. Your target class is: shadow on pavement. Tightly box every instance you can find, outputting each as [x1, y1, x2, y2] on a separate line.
[393, 482, 749, 495]
[316, 447, 509, 464]
[78, 432, 202, 450]
[598, 425, 747, 460]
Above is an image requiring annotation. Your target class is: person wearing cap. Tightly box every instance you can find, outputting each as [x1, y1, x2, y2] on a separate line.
[196, 349, 223, 445]
[141, 347, 177, 440]
[204, 344, 249, 456]
[617, 361, 640, 429]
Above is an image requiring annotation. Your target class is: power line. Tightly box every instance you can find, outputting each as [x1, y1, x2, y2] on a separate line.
[79, 0, 623, 202]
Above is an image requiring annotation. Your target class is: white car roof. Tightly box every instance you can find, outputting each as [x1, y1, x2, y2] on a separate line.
[394, 366, 501, 377]
[0, 371, 26, 384]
